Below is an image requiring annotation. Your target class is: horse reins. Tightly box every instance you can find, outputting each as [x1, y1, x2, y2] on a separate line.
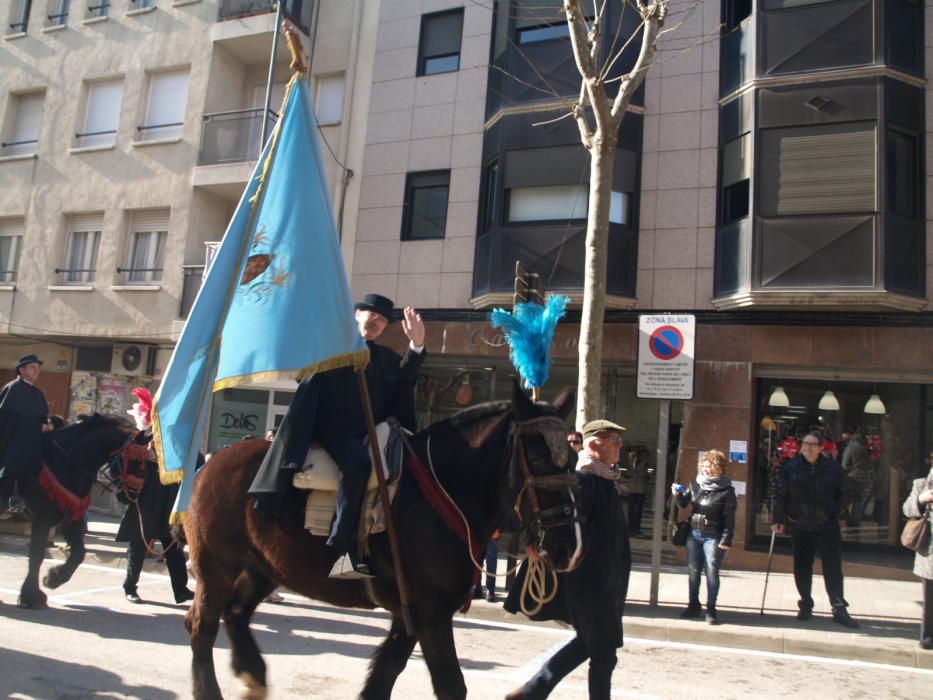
[400, 415, 579, 614]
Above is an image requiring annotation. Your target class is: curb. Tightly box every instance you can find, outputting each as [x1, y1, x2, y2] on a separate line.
[460, 599, 933, 671]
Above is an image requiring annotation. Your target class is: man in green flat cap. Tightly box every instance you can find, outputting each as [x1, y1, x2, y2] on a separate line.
[576, 419, 627, 480]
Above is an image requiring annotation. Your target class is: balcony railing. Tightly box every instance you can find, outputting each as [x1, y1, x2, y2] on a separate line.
[198, 108, 277, 166]
[217, 0, 310, 33]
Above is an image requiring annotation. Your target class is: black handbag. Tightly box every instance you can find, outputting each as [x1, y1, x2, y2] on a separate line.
[671, 520, 690, 547]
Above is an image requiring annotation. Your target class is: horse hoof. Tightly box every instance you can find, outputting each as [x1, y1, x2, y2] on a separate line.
[43, 570, 64, 589]
[237, 672, 267, 699]
[17, 593, 48, 609]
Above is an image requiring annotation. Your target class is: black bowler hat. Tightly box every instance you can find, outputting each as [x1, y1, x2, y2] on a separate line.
[354, 293, 395, 322]
[15, 354, 43, 371]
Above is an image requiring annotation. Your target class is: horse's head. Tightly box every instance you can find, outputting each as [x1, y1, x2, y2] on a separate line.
[508, 380, 582, 574]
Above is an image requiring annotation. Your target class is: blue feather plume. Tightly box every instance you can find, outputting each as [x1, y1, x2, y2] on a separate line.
[489, 295, 570, 390]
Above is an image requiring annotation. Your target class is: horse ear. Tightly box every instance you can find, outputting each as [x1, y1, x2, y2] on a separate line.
[552, 387, 575, 421]
[511, 378, 534, 420]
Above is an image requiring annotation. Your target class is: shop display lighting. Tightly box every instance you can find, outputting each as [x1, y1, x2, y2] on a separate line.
[818, 390, 840, 411]
[768, 386, 790, 407]
[863, 393, 886, 415]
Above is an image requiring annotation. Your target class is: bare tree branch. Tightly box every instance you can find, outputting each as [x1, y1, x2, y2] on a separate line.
[610, 1, 666, 127]
[566, 0, 614, 135]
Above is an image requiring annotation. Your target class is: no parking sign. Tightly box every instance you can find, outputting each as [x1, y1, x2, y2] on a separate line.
[636, 314, 695, 400]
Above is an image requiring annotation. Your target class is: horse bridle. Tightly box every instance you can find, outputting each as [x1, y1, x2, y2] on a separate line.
[509, 416, 580, 547]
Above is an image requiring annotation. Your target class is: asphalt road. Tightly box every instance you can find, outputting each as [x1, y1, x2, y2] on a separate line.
[0, 551, 928, 699]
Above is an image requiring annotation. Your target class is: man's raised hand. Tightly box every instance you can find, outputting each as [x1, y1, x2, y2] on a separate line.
[402, 306, 425, 348]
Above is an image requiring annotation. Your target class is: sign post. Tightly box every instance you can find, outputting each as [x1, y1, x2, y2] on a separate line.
[637, 314, 695, 606]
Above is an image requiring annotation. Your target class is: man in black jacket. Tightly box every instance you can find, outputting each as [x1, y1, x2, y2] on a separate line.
[772, 430, 858, 628]
[0, 354, 52, 518]
[250, 294, 426, 578]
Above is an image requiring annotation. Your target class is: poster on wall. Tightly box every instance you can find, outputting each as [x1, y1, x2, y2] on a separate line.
[98, 377, 128, 417]
[69, 372, 98, 420]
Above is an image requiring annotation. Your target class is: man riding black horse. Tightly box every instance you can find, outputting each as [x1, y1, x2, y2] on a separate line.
[250, 293, 426, 578]
[0, 354, 53, 519]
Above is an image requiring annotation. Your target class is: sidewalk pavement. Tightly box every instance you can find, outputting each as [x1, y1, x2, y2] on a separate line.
[3, 513, 930, 671]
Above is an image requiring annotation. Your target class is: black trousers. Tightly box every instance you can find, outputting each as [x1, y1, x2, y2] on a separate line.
[322, 435, 371, 554]
[922, 578, 933, 641]
[519, 635, 615, 700]
[790, 523, 847, 609]
[123, 536, 189, 597]
[628, 493, 646, 534]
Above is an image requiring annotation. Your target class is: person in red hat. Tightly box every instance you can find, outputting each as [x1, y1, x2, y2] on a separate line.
[0, 354, 52, 518]
[115, 387, 194, 605]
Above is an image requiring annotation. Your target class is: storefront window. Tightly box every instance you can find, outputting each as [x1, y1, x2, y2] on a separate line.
[207, 388, 269, 451]
[753, 378, 926, 548]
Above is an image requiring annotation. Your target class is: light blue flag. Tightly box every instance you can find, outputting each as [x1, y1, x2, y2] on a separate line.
[151, 74, 368, 521]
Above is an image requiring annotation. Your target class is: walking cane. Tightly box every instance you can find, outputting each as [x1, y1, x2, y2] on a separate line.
[760, 529, 776, 615]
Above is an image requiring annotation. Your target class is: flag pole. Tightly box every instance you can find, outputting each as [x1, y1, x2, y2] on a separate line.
[259, 0, 285, 148]
[356, 369, 416, 636]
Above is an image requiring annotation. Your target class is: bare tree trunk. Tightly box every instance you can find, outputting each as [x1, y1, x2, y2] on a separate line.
[577, 136, 617, 428]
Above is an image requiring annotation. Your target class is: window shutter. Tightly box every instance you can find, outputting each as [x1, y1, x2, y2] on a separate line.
[83, 80, 123, 147]
[421, 11, 463, 57]
[0, 218, 24, 237]
[129, 209, 169, 233]
[8, 93, 44, 154]
[760, 123, 876, 216]
[70, 213, 103, 233]
[144, 70, 189, 139]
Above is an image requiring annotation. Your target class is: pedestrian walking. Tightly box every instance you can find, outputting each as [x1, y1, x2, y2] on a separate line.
[116, 388, 193, 605]
[671, 449, 736, 624]
[901, 453, 933, 649]
[771, 430, 858, 628]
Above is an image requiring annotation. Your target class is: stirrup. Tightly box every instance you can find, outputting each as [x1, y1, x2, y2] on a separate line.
[328, 553, 375, 580]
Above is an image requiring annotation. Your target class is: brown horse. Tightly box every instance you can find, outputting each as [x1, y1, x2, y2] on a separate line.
[13, 414, 134, 608]
[183, 382, 579, 699]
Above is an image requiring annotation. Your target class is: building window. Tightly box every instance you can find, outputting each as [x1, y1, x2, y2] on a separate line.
[123, 209, 168, 283]
[129, 0, 154, 8]
[609, 191, 633, 226]
[482, 160, 499, 231]
[79, 78, 122, 148]
[402, 171, 450, 240]
[46, 0, 68, 26]
[140, 69, 189, 141]
[62, 214, 102, 284]
[516, 22, 570, 44]
[86, 0, 108, 18]
[886, 128, 919, 219]
[0, 218, 23, 283]
[417, 9, 463, 77]
[9, 0, 31, 32]
[723, 0, 751, 30]
[721, 179, 749, 225]
[314, 73, 345, 126]
[759, 122, 876, 216]
[507, 184, 588, 223]
[3, 91, 43, 156]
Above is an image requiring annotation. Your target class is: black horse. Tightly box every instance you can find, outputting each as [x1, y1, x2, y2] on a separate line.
[13, 414, 134, 609]
[183, 382, 580, 699]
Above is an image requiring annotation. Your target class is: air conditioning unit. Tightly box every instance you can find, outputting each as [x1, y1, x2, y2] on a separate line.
[111, 344, 157, 376]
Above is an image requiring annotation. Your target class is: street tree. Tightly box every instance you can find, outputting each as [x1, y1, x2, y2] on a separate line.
[562, 0, 671, 427]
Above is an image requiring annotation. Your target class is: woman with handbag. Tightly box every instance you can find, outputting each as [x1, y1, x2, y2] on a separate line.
[901, 454, 933, 650]
[671, 450, 736, 624]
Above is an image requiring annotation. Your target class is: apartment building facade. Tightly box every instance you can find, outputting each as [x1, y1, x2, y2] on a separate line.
[344, 0, 933, 571]
[0, 0, 377, 454]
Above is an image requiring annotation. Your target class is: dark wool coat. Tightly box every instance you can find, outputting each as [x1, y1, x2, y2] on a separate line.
[0, 377, 49, 479]
[505, 471, 631, 649]
[250, 341, 425, 497]
[772, 454, 853, 532]
[116, 432, 180, 543]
